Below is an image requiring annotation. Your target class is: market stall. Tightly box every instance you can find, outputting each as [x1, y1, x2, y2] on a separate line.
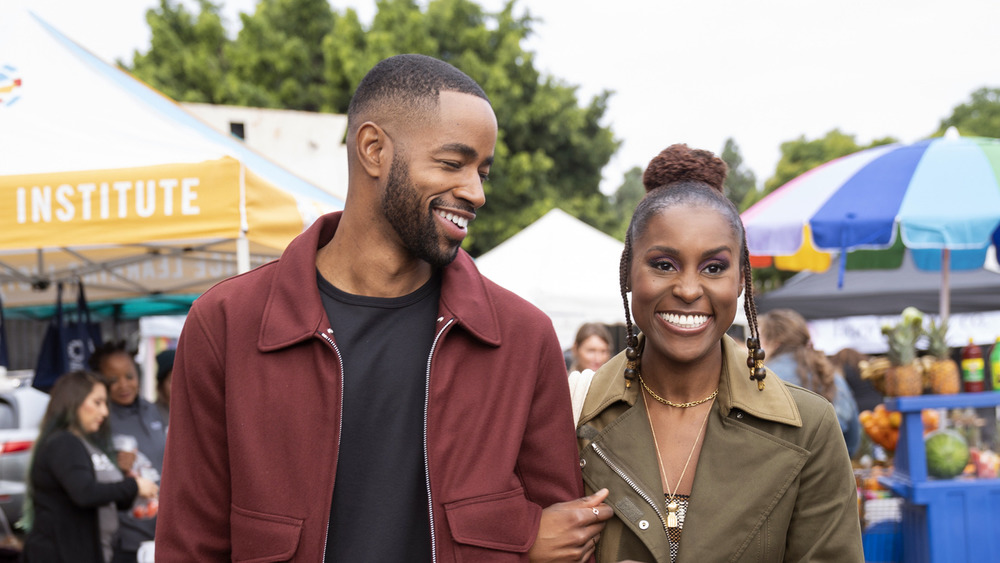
[0, 6, 343, 313]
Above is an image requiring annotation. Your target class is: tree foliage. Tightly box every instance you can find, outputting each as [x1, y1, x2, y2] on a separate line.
[936, 87, 1000, 138]
[127, 0, 229, 103]
[719, 138, 756, 210]
[608, 166, 644, 241]
[762, 129, 896, 195]
[125, 0, 619, 256]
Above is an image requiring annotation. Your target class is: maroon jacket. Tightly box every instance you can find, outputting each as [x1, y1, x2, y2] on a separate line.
[156, 212, 583, 561]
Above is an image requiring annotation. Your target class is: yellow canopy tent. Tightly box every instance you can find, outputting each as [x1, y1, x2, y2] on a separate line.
[0, 6, 343, 315]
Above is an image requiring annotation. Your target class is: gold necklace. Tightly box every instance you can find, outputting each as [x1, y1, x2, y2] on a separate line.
[639, 374, 718, 408]
[642, 389, 713, 528]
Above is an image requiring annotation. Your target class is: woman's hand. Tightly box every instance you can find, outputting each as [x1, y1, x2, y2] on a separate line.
[529, 488, 612, 562]
[135, 476, 159, 499]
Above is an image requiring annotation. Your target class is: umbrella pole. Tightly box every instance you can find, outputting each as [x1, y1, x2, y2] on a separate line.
[940, 249, 951, 321]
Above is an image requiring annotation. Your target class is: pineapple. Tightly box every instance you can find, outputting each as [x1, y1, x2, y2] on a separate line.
[925, 317, 960, 394]
[881, 307, 924, 396]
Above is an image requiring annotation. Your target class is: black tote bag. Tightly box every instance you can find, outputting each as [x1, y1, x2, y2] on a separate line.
[33, 282, 102, 392]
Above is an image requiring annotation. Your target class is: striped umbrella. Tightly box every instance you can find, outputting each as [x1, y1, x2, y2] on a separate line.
[741, 129, 1000, 318]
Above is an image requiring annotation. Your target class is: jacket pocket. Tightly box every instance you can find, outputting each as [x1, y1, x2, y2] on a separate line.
[443, 487, 538, 561]
[231, 504, 304, 563]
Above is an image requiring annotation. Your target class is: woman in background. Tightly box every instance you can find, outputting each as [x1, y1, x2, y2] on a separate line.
[22, 371, 158, 563]
[568, 322, 614, 424]
[91, 342, 167, 563]
[759, 309, 862, 457]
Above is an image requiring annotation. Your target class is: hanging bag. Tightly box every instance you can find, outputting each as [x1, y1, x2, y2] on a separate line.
[33, 282, 102, 392]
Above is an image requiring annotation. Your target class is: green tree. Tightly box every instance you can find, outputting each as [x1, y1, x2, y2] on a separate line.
[320, 0, 619, 254]
[720, 138, 756, 209]
[128, 0, 619, 256]
[936, 87, 1000, 138]
[127, 0, 229, 103]
[223, 0, 335, 111]
[609, 166, 644, 241]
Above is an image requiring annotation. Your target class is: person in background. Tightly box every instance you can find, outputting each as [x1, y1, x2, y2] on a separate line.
[90, 342, 166, 563]
[153, 349, 174, 424]
[21, 371, 158, 563]
[759, 309, 862, 457]
[156, 54, 608, 562]
[568, 323, 614, 424]
[569, 323, 614, 374]
[576, 144, 863, 561]
[830, 347, 883, 413]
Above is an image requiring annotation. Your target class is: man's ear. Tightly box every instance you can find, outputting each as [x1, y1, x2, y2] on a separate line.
[355, 122, 390, 178]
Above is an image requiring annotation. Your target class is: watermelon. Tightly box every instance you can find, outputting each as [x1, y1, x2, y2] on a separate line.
[925, 429, 970, 479]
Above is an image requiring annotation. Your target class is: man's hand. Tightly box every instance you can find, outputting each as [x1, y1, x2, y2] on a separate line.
[529, 489, 612, 563]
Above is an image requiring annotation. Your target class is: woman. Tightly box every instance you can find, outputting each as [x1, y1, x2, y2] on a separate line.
[576, 145, 863, 562]
[568, 323, 614, 423]
[22, 371, 158, 562]
[570, 323, 614, 374]
[91, 342, 167, 563]
[759, 309, 862, 457]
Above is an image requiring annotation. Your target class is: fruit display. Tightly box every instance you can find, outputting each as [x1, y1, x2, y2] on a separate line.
[859, 404, 940, 452]
[968, 448, 1000, 479]
[925, 318, 960, 394]
[880, 307, 924, 396]
[925, 429, 970, 479]
[859, 404, 900, 451]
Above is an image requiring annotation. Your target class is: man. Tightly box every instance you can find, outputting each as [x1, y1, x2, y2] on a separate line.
[156, 54, 609, 561]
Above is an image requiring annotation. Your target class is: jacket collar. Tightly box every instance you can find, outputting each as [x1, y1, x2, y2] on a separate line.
[258, 212, 502, 351]
[580, 334, 801, 428]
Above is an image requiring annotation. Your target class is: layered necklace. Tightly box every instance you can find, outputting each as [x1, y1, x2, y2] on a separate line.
[641, 378, 715, 529]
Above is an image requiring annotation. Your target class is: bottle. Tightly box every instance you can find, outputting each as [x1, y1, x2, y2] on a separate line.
[990, 336, 1000, 392]
[960, 338, 985, 393]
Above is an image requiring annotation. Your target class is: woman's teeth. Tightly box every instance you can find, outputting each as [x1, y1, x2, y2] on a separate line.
[436, 210, 468, 229]
[659, 313, 709, 328]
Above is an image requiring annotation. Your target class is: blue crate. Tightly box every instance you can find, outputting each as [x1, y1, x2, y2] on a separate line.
[863, 520, 902, 563]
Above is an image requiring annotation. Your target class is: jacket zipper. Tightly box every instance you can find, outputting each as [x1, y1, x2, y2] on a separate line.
[590, 442, 670, 537]
[424, 317, 453, 563]
[318, 328, 344, 563]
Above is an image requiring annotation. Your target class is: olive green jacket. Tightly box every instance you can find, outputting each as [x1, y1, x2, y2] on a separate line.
[577, 335, 863, 563]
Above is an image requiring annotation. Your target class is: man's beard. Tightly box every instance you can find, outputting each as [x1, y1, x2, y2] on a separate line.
[381, 154, 462, 268]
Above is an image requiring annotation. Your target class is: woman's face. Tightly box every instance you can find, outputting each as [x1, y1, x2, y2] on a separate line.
[102, 352, 140, 406]
[629, 205, 743, 369]
[574, 335, 611, 372]
[76, 383, 109, 435]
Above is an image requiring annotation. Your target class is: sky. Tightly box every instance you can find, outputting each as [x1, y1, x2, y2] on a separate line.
[26, 0, 1000, 194]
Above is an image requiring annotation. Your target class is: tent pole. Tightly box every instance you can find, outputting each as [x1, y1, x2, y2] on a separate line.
[237, 162, 250, 274]
[940, 249, 951, 321]
[237, 234, 250, 274]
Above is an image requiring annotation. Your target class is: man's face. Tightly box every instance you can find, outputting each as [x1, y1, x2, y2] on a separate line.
[379, 91, 497, 267]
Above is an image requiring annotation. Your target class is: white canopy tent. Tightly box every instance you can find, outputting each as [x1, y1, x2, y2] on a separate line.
[475, 209, 626, 350]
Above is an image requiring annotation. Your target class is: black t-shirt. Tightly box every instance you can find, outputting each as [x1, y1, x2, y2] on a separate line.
[319, 271, 439, 562]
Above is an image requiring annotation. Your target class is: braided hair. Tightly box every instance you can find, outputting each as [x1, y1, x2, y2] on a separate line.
[619, 144, 765, 386]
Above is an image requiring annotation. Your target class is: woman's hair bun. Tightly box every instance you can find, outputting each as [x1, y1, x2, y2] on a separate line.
[642, 144, 728, 194]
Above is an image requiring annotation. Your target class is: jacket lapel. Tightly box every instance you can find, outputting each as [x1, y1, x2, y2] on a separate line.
[679, 336, 808, 561]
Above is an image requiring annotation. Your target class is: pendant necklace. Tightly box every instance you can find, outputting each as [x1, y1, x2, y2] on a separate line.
[641, 385, 713, 529]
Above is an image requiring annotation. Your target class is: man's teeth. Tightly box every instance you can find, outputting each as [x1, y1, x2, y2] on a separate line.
[436, 210, 468, 229]
[660, 313, 709, 328]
